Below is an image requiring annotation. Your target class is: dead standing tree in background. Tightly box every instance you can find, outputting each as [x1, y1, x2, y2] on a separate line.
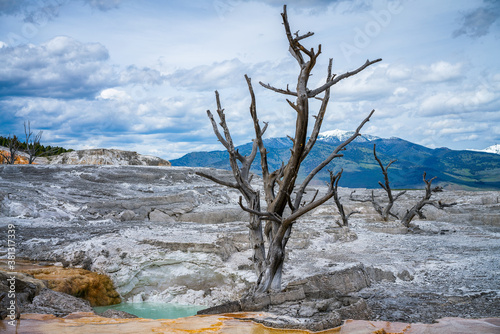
[400, 172, 457, 228]
[331, 169, 360, 227]
[350, 144, 406, 221]
[350, 147, 456, 228]
[198, 5, 381, 294]
[24, 121, 44, 164]
[0, 134, 20, 164]
[362, 144, 406, 221]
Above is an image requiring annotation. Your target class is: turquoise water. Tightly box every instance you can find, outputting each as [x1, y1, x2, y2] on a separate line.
[93, 302, 206, 319]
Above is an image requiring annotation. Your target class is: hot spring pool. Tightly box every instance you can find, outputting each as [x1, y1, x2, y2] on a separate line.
[93, 302, 206, 319]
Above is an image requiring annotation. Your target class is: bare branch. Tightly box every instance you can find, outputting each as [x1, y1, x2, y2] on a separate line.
[286, 99, 300, 112]
[284, 190, 334, 228]
[286, 191, 296, 212]
[400, 172, 455, 227]
[282, 5, 305, 65]
[309, 188, 319, 205]
[196, 171, 240, 189]
[393, 190, 406, 201]
[302, 58, 333, 161]
[259, 82, 298, 97]
[308, 58, 383, 97]
[207, 110, 230, 151]
[239, 197, 281, 223]
[294, 109, 375, 209]
[350, 190, 372, 203]
[294, 30, 314, 41]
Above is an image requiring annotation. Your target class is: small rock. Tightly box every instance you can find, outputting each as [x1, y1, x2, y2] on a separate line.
[148, 209, 174, 222]
[119, 210, 136, 221]
[298, 303, 318, 317]
[397, 270, 414, 281]
[99, 309, 138, 319]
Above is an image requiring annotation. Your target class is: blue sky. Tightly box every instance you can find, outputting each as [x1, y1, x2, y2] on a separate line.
[1, 0, 499, 159]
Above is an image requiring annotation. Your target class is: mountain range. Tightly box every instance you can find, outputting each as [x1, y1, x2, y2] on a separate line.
[171, 130, 500, 190]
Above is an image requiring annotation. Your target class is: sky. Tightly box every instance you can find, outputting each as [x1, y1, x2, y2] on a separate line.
[1, 0, 499, 160]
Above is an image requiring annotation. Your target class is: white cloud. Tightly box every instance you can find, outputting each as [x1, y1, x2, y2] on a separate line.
[415, 61, 464, 83]
[166, 59, 246, 91]
[98, 88, 129, 100]
[419, 86, 497, 116]
[393, 87, 408, 96]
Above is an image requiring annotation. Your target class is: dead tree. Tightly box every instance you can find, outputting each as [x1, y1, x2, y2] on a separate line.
[199, 5, 381, 294]
[400, 172, 457, 227]
[24, 121, 44, 164]
[350, 144, 405, 221]
[0, 135, 20, 164]
[331, 169, 359, 227]
[372, 144, 406, 220]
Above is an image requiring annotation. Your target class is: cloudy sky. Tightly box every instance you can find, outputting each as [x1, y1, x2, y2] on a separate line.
[1, 0, 499, 159]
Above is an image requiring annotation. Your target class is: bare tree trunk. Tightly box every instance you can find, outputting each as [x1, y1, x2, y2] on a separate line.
[248, 196, 266, 279]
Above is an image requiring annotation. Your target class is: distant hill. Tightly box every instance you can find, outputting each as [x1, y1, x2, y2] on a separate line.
[171, 134, 500, 190]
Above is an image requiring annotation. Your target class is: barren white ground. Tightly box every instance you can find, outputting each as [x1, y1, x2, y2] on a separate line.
[0, 164, 498, 322]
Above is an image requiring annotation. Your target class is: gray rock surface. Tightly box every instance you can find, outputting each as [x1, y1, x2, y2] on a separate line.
[0, 164, 499, 327]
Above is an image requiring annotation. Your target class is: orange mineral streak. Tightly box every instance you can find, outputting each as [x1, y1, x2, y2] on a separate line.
[0, 150, 30, 164]
[19, 267, 122, 306]
[0, 260, 121, 306]
[1, 313, 498, 334]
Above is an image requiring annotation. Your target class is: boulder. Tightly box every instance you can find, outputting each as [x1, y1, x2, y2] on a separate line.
[0, 270, 47, 319]
[24, 288, 93, 316]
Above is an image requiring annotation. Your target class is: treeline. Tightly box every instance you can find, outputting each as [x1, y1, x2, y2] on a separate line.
[0, 135, 73, 156]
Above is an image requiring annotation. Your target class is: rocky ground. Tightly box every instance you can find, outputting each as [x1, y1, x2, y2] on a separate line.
[0, 164, 499, 330]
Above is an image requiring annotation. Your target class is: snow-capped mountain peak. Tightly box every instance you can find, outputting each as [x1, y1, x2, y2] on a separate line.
[318, 129, 380, 143]
[467, 144, 500, 155]
[482, 144, 500, 155]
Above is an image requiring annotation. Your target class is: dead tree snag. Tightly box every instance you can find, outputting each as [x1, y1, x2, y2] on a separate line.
[350, 144, 405, 221]
[199, 5, 381, 294]
[0, 135, 20, 164]
[372, 144, 406, 220]
[24, 121, 44, 164]
[332, 169, 359, 227]
[400, 172, 457, 228]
